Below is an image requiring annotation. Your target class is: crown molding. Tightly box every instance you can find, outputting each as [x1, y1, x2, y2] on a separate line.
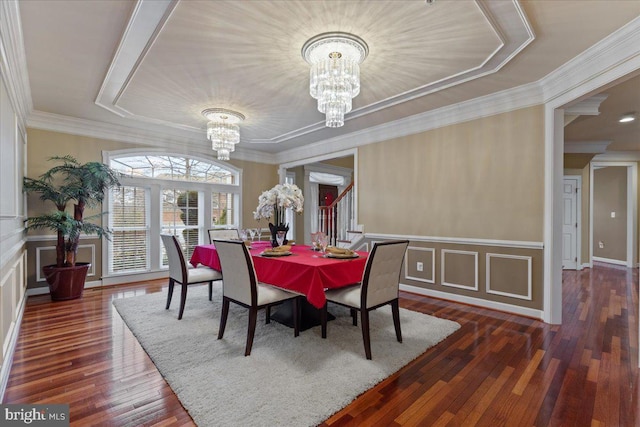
[0, 0, 32, 134]
[93, 0, 534, 145]
[593, 151, 640, 161]
[95, 0, 178, 118]
[540, 16, 640, 107]
[277, 15, 640, 165]
[13, 9, 640, 168]
[564, 94, 608, 116]
[26, 110, 276, 164]
[275, 79, 543, 164]
[564, 140, 612, 154]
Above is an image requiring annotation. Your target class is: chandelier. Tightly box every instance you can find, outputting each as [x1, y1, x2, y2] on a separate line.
[302, 32, 368, 128]
[202, 108, 245, 161]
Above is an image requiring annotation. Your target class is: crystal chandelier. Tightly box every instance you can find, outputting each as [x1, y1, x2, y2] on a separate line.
[202, 108, 245, 161]
[302, 32, 368, 128]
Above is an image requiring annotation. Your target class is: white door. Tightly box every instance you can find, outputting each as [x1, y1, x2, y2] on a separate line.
[562, 177, 579, 269]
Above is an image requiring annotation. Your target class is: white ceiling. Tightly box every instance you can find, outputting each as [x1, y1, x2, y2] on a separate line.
[16, 0, 640, 159]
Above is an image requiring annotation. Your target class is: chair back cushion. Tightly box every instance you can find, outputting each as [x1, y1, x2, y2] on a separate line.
[160, 234, 187, 283]
[208, 229, 240, 243]
[214, 239, 256, 305]
[362, 240, 409, 308]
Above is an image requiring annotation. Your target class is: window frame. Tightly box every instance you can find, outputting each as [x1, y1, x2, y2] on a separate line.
[102, 150, 242, 281]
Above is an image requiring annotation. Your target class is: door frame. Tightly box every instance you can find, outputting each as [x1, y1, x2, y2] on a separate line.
[589, 161, 638, 268]
[563, 175, 582, 270]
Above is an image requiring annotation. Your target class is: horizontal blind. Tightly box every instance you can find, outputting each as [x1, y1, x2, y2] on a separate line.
[162, 189, 200, 264]
[110, 186, 148, 272]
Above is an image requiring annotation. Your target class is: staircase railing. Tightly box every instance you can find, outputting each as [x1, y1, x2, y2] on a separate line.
[318, 182, 355, 246]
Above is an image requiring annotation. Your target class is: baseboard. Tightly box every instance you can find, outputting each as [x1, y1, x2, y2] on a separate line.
[581, 263, 591, 269]
[0, 291, 27, 403]
[27, 279, 104, 296]
[101, 270, 168, 286]
[592, 256, 627, 266]
[399, 283, 544, 320]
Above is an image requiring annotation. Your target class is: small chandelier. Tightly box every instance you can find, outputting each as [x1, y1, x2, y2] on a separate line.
[302, 32, 368, 128]
[202, 108, 245, 161]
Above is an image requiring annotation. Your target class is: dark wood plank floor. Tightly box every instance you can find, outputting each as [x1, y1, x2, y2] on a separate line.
[4, 263, 638, 426]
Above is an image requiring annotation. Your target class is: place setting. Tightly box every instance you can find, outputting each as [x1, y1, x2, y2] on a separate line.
[259, 244, 293, 257]
[324, 246, 359, 259]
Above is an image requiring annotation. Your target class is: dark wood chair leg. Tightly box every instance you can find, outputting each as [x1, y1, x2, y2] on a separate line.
[361, 309, 372, 360]
[293, 298, 300, 337]
[218, 297, 230, 339]
[208, 281, 213, 301]
[165, 278, 175, 309]
[265, 305, 271, 324]
[391, 299, 402, 343]
[321, 302, 328, 338]
[351, 308, 358, 326]
[245, 307, 258, 356]
[178, 283, 188, 320]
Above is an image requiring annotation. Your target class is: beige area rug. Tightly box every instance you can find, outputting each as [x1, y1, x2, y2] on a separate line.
[113, 285, 460, 426]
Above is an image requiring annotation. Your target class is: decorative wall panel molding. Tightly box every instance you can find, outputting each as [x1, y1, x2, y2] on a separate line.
[35, 245, 96, 282]
[405, 246, 435, 284]
[441, 249, 479, 291]
[486, 253, 532, 301]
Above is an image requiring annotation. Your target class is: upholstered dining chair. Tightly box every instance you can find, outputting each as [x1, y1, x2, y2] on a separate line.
[213, 239, 300, 356]
[208, 228, 240, 243]
[321, 240, 410, 360]
[160, 234, 222, 319]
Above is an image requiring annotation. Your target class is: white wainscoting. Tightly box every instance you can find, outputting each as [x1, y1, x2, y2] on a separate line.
[367, 232, 544, 320]
[0, 251, 27, 401]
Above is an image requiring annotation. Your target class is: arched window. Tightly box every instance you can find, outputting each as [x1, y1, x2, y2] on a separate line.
[105, 152, 241, 277]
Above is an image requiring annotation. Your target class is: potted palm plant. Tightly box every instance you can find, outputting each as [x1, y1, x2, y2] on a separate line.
[23, 156, 121, 300]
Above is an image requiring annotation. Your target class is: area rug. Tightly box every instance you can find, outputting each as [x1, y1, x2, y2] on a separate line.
[112, 285, 460, 426]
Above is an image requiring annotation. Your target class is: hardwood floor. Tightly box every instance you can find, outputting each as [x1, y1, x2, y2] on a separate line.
[4, 263, 638, 426]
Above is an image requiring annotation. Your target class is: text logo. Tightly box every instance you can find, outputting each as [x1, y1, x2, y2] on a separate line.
[1, 405, 69, 426]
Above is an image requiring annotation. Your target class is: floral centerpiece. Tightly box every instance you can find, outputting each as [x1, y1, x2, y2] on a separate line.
[253, 183, 304, 247]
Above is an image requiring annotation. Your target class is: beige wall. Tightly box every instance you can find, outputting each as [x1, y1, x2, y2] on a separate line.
[288, 165, 306, 241]
[321, 155, 354, 171]
[593, 166, 627, 261]
[358, 106, 545, 241]
[25, 128, 277, 287]
[564, 153, 595, 169]
[26, 129, 138, 226]
[227, 158, 279, 228]
[25, 129, 150, 288]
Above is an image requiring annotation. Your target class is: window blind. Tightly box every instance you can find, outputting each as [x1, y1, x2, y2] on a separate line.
[109, 186, 149, 273]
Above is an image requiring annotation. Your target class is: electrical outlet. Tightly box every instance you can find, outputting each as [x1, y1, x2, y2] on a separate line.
[611, 211, 616, 218]
[416, 262, 423, 272]
[599, 241, 604, 249]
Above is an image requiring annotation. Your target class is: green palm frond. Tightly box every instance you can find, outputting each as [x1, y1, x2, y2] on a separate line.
[23, 156, 121, 266]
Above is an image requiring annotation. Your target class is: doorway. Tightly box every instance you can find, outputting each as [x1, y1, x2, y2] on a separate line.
[589, 162, 638, 268]
[562, 176, 581, 270]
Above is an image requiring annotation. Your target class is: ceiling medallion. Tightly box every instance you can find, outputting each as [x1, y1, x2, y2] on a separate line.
[202, 108, 245, 161]
[302, 32, 369, 128]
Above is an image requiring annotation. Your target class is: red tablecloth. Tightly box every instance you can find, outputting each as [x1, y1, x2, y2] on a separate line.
[190, 242, 368, 308]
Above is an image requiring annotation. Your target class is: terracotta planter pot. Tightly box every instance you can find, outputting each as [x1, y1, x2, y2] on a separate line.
[42, 263, 91, 301]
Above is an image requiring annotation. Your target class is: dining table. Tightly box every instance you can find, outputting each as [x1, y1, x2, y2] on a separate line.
[189, 240, 368, 329]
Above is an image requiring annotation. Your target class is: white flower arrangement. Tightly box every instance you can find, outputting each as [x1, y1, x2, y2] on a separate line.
[253, 183, 304, 222]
